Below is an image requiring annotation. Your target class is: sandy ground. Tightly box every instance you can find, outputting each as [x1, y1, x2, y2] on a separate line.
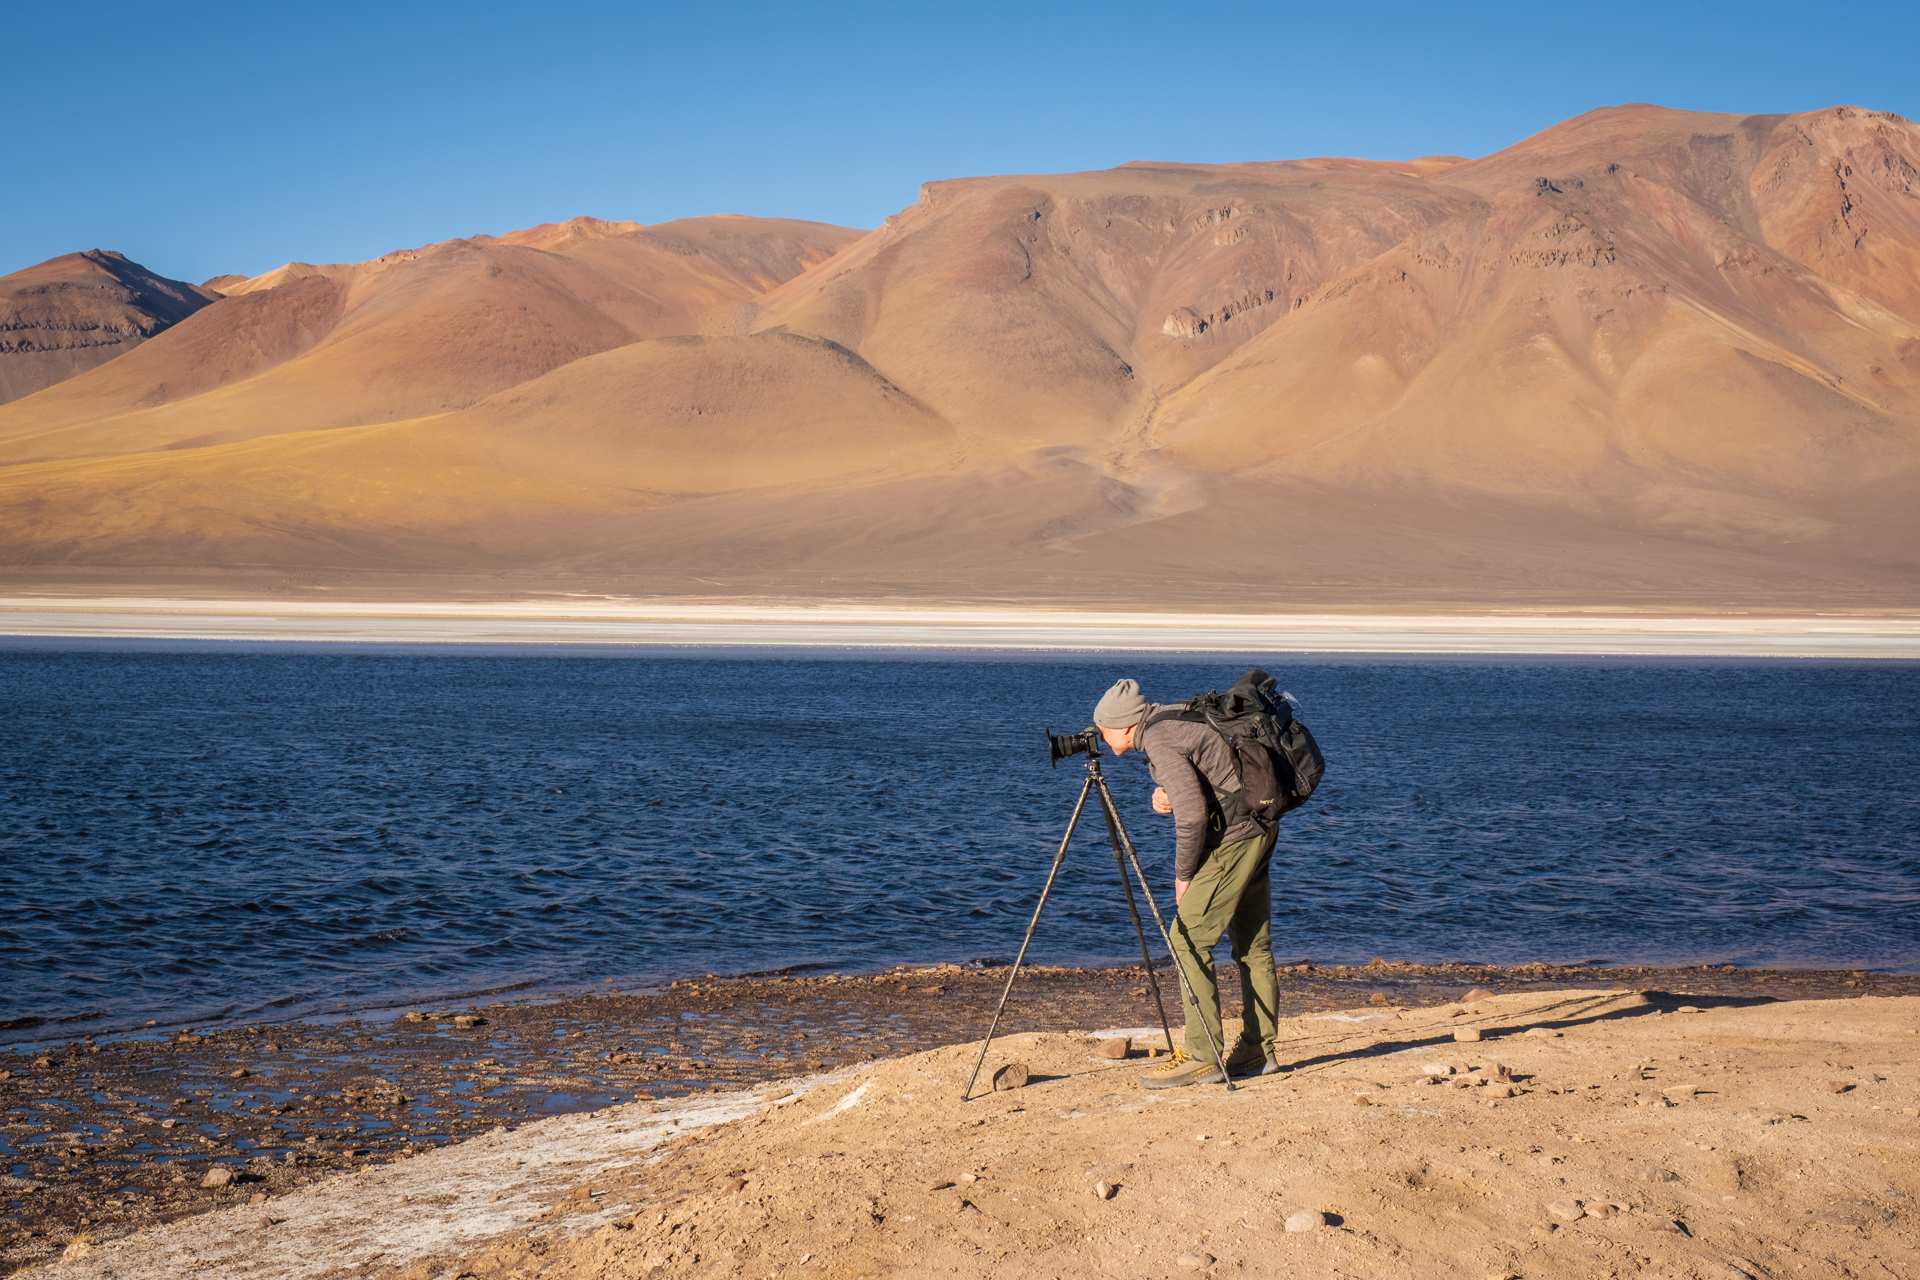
[30, 988, 1920, 1279]
[4, 600, 1919, 657]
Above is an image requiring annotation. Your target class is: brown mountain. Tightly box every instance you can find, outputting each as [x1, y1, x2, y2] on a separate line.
[2, 106, 1917, 609]
[0, 251, 220, 405]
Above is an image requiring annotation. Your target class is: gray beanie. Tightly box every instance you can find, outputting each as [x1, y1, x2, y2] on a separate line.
[1093, 678, 1148, 729]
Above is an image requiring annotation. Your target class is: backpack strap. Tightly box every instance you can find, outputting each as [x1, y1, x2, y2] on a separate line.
[1139, 698, 1256, 831]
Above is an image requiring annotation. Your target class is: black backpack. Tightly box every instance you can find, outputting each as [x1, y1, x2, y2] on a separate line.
[1145, 668, 1325, 825]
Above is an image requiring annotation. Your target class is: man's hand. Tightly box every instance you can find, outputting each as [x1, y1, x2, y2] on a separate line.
[1151, 786, 1172, 815]
[1174, 877, 1191, 905]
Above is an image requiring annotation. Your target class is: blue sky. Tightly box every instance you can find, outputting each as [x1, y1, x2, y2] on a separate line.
[10, 1, 1916, 283]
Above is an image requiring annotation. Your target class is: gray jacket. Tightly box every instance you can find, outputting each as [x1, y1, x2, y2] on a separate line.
[1139, 703, 1264, 880]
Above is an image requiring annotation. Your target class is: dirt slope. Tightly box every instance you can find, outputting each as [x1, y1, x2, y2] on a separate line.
[0, 251, 220, 405]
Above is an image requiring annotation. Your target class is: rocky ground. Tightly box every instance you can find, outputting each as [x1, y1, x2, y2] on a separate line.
[4, 963, 1914, 1276]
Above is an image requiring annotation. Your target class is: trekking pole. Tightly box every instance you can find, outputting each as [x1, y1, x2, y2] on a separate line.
[960, 767, 1093, 1102]
[1091, 758, 1175, 1054]
[1094, 771, 1236, 1092]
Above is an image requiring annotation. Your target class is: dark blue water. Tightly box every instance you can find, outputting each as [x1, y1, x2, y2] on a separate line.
[3, 649, 1917, 1042]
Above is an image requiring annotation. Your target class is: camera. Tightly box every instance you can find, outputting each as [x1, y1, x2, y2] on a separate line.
[1047, 726, 1102, 767]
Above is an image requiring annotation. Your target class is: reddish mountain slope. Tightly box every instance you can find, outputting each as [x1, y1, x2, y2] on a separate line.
[0, 251, 220, 405]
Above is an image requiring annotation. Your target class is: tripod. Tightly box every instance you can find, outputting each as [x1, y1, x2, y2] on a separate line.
[960, 750, 1236, 1101]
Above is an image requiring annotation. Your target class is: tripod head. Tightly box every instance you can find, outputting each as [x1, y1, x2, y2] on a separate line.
[1046, 726, 1103, 767]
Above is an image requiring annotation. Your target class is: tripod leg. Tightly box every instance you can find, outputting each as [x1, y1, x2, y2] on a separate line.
[961, 771, 1093, 1102]
[1096, 782, 1175, 1053]
[1096, 774, 1236, 1092]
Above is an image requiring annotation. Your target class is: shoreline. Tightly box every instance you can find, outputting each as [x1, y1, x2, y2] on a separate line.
[4, 599, 1920, 656]
[5, 959, 1915, 1273]
[18, 984, 1919, 1279]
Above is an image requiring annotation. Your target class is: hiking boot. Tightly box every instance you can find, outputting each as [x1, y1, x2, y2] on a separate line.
[1140, 1050, 1225, 1090]
[1224, 1042, 1281, 1078]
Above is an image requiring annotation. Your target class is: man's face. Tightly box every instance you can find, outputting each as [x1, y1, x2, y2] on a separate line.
[1098, 723, 1137, 756]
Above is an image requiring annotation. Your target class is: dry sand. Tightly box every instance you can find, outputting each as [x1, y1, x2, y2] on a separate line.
[33, 989, 1920, 1279]
[3, 599, 1919, 657]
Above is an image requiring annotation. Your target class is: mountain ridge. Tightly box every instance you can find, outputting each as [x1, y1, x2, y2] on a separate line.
[2, 105, 1916, 609]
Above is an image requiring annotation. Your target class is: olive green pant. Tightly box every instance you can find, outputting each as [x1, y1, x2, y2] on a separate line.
[1170, 830, 1279, 1063]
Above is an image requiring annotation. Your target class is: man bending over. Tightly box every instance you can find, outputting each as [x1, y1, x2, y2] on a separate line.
[1093, 677, 1280, 1087]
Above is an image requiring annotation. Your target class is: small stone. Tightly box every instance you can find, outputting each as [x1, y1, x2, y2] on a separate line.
[1463, 988, 1496, 1003]
[991, 1062, 1029, 1091]
[1485, 1082, 1515, 1098]
[1352, 1094, 1373, 1106]
[1369, 993, 1388, 1005]
[1827, 1080, 1852, 1094]
[1631, 1164, 1680, 1182]
[1095, 1180, 1116, 1200]
[1529, 1223, 1557, 1240]
[1420, 1061, 1454, 1076]
[1409, 1074, 1440, 1086]
[249, 1192, 267, 1204]
[1454, 1028, 1482, 1042]
[1177, 1252, 1217, 1268]
[258, 1215, 272, 1229]
[201, 1167, 235, 1189]
[1524, 1027, 1560, 1038]
[1663, 1085, 1698, 1100]
[1284, 1209, 1325, 1232]
[160, 1118, 178, 1129]
[1677, 1006, 1700, 1014]
[1098, 1037, 1132, 1059]
[569, 1187, 591, 1200]
[1587, 1202, 1617, 1219]
[1547, 1197, 1585, 1222]
[453, 1015, 486, 1029]
[926, 1180, 954, 1191]
[1644, 1217, 1684, 1234]
[722, 1177, 747, 1194]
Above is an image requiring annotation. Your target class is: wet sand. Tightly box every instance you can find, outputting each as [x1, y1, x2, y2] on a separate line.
[4, 599, 1920, 656]
[5, 961, 1914, 1273]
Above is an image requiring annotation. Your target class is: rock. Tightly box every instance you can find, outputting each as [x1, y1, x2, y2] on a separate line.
[160, 1118, 177, 1129]
[1352, 1094, 1373, 1106]
[1420, 1061, 1454, 1076]
[1587, 1202, 1617, 1219]
[201, 1167, 235, 1189]
[1454, 1028, 1482, 1042]
[1369, 992, 1388, 1005]
[927, 1179, 954, 1191]
[250, 1192, 267, 1204]
[1662, 1085, 1698, 1100]
[1677, 1005, 1701, 1013]
[1547, 1197, 1585, 1222]
[1529, 1223, 1557, 1240]
[1409, 1074, 1440, 1086]
[230, 1068, 249, 1078]
[453, 1015, 486, 1029]
[1632, 1164, 1680, 1182]
[1177, 1252, 1217, 1268]
[1524, 1027, 1560, 1038]
[722, 1177, 747, 1194]
[1463, 988, 1496, 1003]
[1827, 1080, 1853, 1093]
[569, 1187, 591, 1200]
[1485, 1082, 1516, 1098]
[1284, 1209, 1326, 1232]
[1098, 1037, 1132, 1059]
[1095, 1180, 1116, 1200]
[1644, 1217, 1685, 1233]
[991, 1062, 1029, 1091]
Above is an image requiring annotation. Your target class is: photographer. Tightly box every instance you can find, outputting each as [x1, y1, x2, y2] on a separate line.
[1093, 678, 1280, 1087]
